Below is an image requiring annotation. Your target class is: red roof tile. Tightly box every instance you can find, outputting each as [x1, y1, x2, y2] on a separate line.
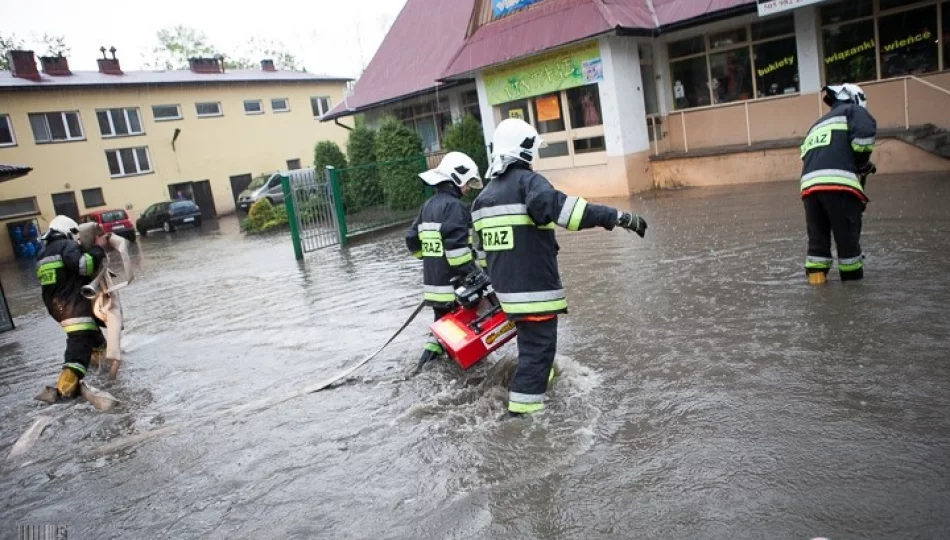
[323, 0, 475, 120]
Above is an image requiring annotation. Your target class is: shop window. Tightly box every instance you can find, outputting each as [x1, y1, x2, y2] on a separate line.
[669, 36, 705, 59]
[709, 28, 747, 50]
[880, 0, 927, 11]
[573, 136, 605, 154]
[532, 93, 565, 134]
[879, 5, 938, 78]
[752, 16, 795, 41]
[710, 48, 753, 104]
[823, 20, 877, 84]
[821, 0, 873, 25]
[539, 141, 569, 158]
[566, 85, 602, 128]
[754, 37, 799, 97]
[500, 100, 530, 121]
[671, 56, 710, 109]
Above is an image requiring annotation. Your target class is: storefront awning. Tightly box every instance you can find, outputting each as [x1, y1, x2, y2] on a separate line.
[321, 0, 475, 121]
[0, 164, 33, 183]
[441, 0, 758, 79]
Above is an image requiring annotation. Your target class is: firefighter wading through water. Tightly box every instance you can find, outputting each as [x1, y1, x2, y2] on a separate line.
[406, 152, 486, 371]
[800, 83, 877, 284]
[34, 215, 110, 402]
[472, 118, 649, 416]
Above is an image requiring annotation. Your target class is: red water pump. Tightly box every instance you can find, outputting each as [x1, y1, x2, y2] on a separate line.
[429, 272, 517, 370]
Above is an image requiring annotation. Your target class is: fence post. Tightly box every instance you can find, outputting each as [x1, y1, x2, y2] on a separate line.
[281, 174, 303, 261]
[326, 166, 348, 246]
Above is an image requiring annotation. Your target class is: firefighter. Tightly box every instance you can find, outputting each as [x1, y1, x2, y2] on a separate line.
[800, 83, 877, 284]
[406, 152, 485, 371]
[34, 215, 109, 402]
[472, 118, 648, 416]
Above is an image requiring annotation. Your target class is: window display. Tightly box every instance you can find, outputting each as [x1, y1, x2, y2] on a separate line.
[566, 85, 602, 128]
[709, 48, 753, 104]
[754, 37, 799, 97]
[822, 20, 876, 84]
[879, 5, 938, 77]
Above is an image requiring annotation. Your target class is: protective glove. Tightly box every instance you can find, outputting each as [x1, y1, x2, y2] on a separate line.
[617, 212, 648, 238]
[857, 161, 876, 177]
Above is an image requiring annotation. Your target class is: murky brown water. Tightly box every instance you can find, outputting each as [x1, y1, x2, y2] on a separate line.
[2, 173, 949, 539]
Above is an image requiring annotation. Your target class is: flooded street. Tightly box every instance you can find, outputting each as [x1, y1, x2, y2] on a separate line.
[2, 173, 950, 539]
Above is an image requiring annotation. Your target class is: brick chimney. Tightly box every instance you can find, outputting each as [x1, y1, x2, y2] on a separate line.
[261, 59, 276, 72]
[6, 50, 40, 81]
[188, 56, 224, 74]
[39, 54, 71, 76]
[97, 46, 123, 75]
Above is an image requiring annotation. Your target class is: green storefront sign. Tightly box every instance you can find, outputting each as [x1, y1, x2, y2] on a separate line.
[484, 43, 604, 106]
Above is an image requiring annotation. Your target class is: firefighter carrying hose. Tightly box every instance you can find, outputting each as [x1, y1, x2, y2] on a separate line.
[34, 215, 109, 402]
[472, 118, 648, 416]
[406, 152, 486, 371]
[800, 83, 877, 284]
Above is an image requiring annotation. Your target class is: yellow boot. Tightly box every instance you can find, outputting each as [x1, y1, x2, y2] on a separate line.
[807, 271, 828, 285]
[55, 367, 81, 398]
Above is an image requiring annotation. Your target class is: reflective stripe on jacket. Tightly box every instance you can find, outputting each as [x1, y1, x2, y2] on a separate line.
[36, 235, 105, 329]
[405, 185, 478, 307]
[471, 164, 617, 319]
[800, 103, 877, 200]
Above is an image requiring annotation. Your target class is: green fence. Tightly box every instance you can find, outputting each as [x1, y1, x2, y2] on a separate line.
[329, 154, 430, 240]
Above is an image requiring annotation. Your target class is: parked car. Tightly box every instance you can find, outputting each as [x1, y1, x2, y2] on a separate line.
[80, 209, 137, 243]
[136, 200, 202, 236]
[237, 173, 284, 212]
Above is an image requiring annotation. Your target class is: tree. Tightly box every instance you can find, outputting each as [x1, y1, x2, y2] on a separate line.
[146, 26, 218, 70]
[343, 126, 383, 213]
[314, 140, 348, 173]
[0, 34, 24, 70]
[39, 34, 70, 57]
[376, 117, 426, 211]
[227, 37, 304, 72]
[443, 115, 488, 177]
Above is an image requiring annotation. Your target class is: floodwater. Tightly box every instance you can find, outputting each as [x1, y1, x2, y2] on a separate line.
[2, 173, 949, 539]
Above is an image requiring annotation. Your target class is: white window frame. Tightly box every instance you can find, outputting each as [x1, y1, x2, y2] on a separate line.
[271, 98, 290, 112]
[311, 96, 331, 118]
[0, 114, 15, 147]
[152, 104, 183, 122]
[97, 107, 144, 138]
[29, 111, 84, 143]
[244, 100, 264, 115]
[195, 102, 223, 118]
[106, 146, 153, 178]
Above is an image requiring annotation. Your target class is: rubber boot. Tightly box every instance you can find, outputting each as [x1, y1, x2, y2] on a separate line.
[413, 340, 443, 375]
[55, 367, 81, 398]
[807, 270, 828, 285]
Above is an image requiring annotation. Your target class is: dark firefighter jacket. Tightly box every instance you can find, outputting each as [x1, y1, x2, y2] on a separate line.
[406, 184, 479, 308]
[36, 234, 105, 332]
[471, 163, 618, 320]
[800, 102, 877, 201]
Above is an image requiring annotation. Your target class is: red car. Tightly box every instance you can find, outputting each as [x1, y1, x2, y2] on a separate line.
[80, 209, 137, 243]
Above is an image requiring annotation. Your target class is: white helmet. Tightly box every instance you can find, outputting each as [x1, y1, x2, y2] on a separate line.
[43, 215, 80, 240]
[491, 118, 544, 164]
[824, 83, 868, 109]
[419, 151, 483, 189]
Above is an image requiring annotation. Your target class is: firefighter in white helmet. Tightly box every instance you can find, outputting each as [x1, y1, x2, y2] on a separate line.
[406, 152, 486, 371]
[800, 83, 877, 284]
[472, 118, 648, 416]
[34, 215, 110, 402]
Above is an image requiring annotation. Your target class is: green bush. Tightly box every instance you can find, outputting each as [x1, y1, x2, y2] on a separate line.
[242, 198, 288, 234]
[313, 140, 348, 176]
[344, 126, 384, 213]
[442, 115, 488, 175]
[376, 117, 426, 211]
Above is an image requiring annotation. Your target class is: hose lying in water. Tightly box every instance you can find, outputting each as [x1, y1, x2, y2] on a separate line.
[87, 301, 426, 457]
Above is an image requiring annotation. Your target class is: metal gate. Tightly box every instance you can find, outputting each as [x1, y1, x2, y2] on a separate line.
[282, 167, 342, 259]
[0, 278, 14, 333]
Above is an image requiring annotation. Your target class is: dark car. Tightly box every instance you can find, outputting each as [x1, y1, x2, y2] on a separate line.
[80, 209, 137, 242]
[136, 200, 202, 236]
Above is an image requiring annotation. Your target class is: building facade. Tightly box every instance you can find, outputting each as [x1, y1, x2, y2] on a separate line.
[0, 52, 351, 262]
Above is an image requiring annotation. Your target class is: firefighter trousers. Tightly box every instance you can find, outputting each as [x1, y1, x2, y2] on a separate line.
[508, 316, 558, 415]
[63, 329, 105, 379]
[804, 191, 865, 281]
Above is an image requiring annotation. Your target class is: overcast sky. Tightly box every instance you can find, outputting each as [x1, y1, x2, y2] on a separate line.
[0, 0, 409, 77]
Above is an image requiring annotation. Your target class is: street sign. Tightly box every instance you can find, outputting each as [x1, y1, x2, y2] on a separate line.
[757, 0, 827, 17]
